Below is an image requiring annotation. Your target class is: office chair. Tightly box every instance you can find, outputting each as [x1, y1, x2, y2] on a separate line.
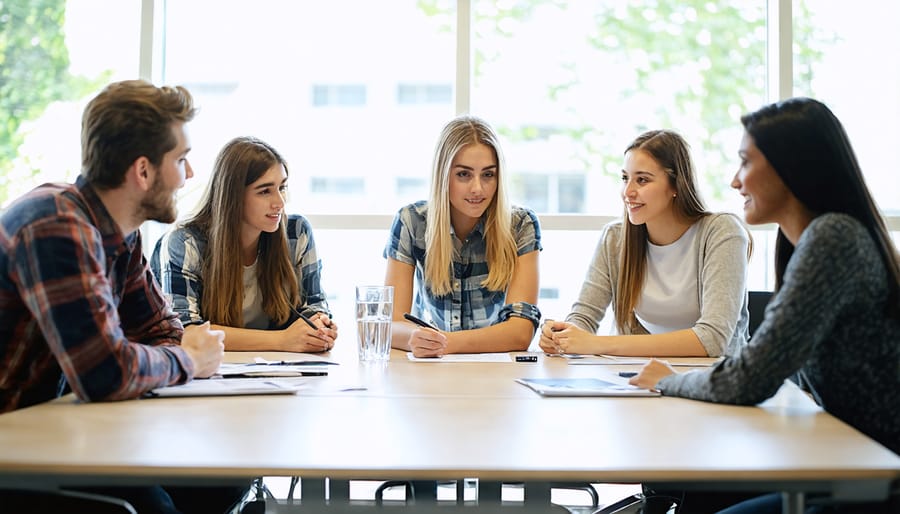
[373, 479, 459, 504]
[373, 480, 417, 503]
[591, 492, 643, 513]
[0, 488, 137, 514]
[374, 479, 603, 510]
[236, 477, 277, 514]
[748, 290, 773, 338]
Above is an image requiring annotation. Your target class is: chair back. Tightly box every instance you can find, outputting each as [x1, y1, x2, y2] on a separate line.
[748, 290, 773, 338]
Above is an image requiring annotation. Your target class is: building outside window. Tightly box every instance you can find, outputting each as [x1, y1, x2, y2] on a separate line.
[2, 0, 897, 330]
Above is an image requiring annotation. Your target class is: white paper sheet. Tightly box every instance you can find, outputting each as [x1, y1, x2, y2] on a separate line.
[147, 377, 310, 397]
[407, 353, 513, 363]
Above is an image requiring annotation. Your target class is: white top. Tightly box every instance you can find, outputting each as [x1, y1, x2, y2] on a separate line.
[635, 223, 701, 333]
[242, 261, 267, 329]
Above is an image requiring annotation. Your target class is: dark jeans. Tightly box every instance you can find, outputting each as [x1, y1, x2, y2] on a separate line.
[718, 492, 900, 514]
[641, 485, 760, 514]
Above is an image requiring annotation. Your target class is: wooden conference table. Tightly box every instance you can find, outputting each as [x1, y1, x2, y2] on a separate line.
[0, 345, 897, 513]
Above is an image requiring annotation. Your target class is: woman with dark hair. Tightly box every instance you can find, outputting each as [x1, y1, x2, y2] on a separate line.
[540, 129, 751, 358]
[632, 98, 900, 513]
[152, 136, 338, 352]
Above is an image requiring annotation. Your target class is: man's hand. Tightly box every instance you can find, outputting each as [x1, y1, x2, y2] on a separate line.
[181, 322, 225, 378]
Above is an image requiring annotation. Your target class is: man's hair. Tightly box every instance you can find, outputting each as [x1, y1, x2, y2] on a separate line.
[81, 80, 196, 189]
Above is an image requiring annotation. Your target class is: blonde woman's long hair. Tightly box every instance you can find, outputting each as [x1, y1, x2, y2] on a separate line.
[424, 116, 518, 296]
[185, 136, 299, 327]
[615, 130, 710, 334]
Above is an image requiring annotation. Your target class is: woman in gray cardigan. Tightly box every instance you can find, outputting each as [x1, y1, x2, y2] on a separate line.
[540, 129, 750, 358]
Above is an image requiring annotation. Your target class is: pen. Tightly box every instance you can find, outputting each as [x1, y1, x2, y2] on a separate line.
[618, 371, 638, 378]
[227, 371, 328, 377]
[252, 360, 338, 366]
[290, 305, 320, 330]
[403, 312, 439, 331]
[298, 312, 319, 330]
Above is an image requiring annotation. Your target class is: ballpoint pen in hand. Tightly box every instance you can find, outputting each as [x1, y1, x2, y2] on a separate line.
[404, 312, 443, 359]
[403, 312, 439, 331]
[289, 305, 320, 330]
[298, 312, 319, 330]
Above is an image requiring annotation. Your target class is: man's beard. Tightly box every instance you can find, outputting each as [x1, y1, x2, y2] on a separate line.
[139, 176, 177, 224]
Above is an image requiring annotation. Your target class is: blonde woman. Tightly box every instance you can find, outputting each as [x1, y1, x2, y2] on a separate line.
[152, 136, 337, 352]
[384, 115, 541, 357]
[540, 130, 751, 358]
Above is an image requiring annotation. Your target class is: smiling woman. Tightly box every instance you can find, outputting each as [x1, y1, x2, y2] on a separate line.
[151, 136, 339, 353]
[384, 115, 542, 357]
[541, 129, 751, 359]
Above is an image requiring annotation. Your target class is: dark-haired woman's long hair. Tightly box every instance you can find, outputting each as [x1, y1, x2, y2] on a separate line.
[741, 97, 900, 319]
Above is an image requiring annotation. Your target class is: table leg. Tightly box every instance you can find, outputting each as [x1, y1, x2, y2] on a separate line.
[782, 491, 805, 514]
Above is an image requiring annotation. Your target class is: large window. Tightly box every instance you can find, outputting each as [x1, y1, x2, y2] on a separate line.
[792, 0, 900, 215]
[2, 0, 897, 328]
[470, 1, 768, 217]
[160, 0, 456, 217]
[0, 0, 140, 204]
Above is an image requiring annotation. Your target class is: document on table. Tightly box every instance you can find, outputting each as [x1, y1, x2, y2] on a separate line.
[516, 377, 660, 397]
[408, 353, 513, 363]
[217, 362, 330, 377]
[146, 377, 310, 398]
[567, 355, 722, 367]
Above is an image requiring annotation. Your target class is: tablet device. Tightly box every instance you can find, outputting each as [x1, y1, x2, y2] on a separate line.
[516, 377, 660, 397]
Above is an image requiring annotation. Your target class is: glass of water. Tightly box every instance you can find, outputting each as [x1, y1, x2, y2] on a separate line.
[355, 285, 393, 362]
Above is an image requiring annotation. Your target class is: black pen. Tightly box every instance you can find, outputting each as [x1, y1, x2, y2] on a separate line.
[252, 360, 338, 366]
[298, 312, 319, 330]
[403, 312, 439, 331]
[290, 306, 319, 330]
[226, 371, 328, 377]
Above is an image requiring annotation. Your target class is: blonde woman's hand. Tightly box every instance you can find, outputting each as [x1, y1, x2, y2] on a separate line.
[628, 358, 676, 390]
[408, 326, 447, 358]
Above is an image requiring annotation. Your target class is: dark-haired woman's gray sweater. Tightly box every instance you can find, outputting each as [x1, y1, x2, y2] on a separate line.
[659, 213, 900, 455]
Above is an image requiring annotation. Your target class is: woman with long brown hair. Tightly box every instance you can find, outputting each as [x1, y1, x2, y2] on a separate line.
[153, 136, 337, 352]
[540, 129, 751, 358]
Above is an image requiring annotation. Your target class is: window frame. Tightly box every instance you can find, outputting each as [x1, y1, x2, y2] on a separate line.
[137, 0, 900, 289]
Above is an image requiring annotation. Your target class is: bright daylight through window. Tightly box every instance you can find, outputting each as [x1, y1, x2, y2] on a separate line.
[1, 0, 897, 322]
